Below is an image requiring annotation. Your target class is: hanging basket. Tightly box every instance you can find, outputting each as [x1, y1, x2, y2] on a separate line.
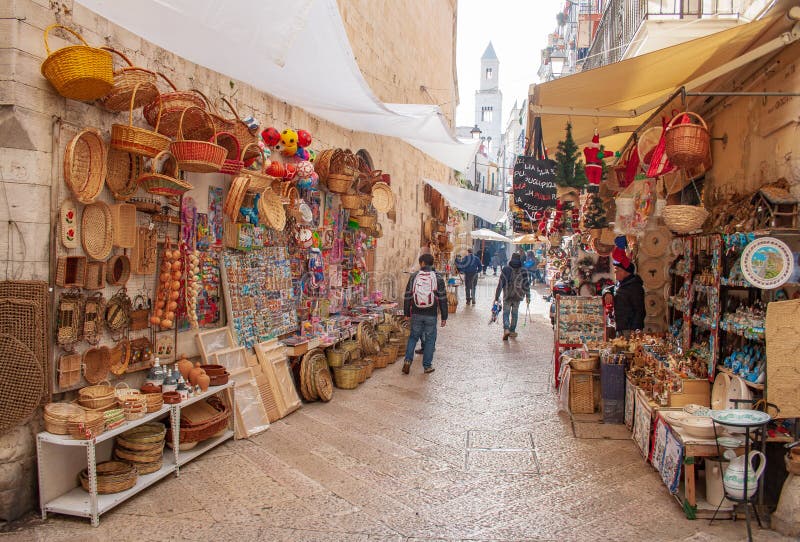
[106, 147, 144, 201]
[220, 98, 260, 163]
[111, 82, 171, 158]
[217, 131, 243, 175]
[327, 173, 354, 194]
[137, 151, 192, 196]
[64, 129, 107, 204]
[40, 24, 113, 101]
[661, 205, 709, 234]
[143, 73, 208, 138]
[99, 47, 158, 112]
[257, 188, 286, 231]
[340, 193, 362, 210]
[664, 112, 710, 170]
[81, 201, 113, 261]
[223, 175, 251, 221]
[169, 107, 227, 173]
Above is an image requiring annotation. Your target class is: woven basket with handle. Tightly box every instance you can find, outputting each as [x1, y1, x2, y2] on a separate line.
[143, 73, 208, 138]
[137, 150, 192, 196]
[111, 82, 171, 158]
[217, 131, 243, 175]
[40, 24, 113, 100]
[99, 47, 157, 111]
[664, 111, 710, 170]
[170, 107, 227, 172]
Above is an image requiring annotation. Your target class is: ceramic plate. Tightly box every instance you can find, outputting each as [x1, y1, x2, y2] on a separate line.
[716, 436, 744, 448]
[670, 237, 684, 258]
[683, 404, 711, 417]
[710, 409, 771, 427]
[740, 237, 794, 289]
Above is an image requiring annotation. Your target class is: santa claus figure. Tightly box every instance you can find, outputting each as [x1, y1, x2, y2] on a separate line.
[583, 129, 613, 187]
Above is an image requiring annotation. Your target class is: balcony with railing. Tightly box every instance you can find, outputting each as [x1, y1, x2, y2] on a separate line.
[581, 0, 740, 70]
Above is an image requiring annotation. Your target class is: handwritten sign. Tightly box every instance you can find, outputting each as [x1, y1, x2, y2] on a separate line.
[512, 156, 558, 217]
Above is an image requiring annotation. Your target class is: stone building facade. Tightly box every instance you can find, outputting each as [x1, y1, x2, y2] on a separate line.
[0, 0, 459, 520]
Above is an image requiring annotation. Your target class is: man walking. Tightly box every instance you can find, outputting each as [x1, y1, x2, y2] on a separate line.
[456, 248, 481, 305]
[403, 253, 447, 374]
[494, 253, 531, 340]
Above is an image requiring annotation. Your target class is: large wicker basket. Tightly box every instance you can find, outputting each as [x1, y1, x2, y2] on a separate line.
[169, 107, 227, 173]
[166, 396, 230, 444]
[143, 73, 208, 138]
[111, 82, 171, 158]
[664, 112, 710, 170]
[332, 365, 360, 389]
[79, 461, 137, 494]
[662, 205, 709, 234]
[99, 47, 158, 111]
[327, 173, 354, 194]
[40, 25, 113, 101]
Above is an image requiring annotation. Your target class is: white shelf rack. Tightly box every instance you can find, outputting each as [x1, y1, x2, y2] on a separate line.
[37, 382, 235, 526]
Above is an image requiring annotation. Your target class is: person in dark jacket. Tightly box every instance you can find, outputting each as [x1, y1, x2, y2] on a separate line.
[612, 259, 645, 336]
[494, 253, 531, 340]
[456, 248, 482, 305]
[403, 253, 447, 374]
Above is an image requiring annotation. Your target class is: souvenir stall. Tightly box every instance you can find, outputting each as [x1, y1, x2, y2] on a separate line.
[553, 97, 800, 530]
[33, 26, 407, 526]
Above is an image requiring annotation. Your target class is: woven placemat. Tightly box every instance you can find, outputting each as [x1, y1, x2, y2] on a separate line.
[81, 201, 113, 260]
[0, 333, 44, 432]
[0, 282, 49, 401]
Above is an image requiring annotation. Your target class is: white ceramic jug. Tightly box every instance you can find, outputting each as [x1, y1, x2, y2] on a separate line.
[723, 451, 766, 500]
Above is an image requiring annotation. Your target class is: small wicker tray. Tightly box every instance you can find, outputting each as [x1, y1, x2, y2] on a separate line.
[64, 129, 106, 204]
[111, 203, 137, 248]
[81, 201, 113, 261]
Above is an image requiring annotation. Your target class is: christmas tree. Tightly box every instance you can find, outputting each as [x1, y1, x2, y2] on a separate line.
[582, 193, 608, 229]
[554, 123, 587, 189]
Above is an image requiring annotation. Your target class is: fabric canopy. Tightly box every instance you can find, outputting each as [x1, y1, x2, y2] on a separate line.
[512, 234, 540, 245]
[76, 0, 477, 171]
[528, 14, 792, 153]
[423, 179, 506, 225]
[470, 229, 511, 242]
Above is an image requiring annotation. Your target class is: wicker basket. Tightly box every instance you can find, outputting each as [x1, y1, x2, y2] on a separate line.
[81, 201, 113, 261]
[662, 205, 709, 234]
[327, 173, 354, 194]
[122, 395, 148, 421]
[64, 129, 107, 204]
[169, 107, 227, 173]
[569, 355, 599, 371]
[106, 255, 131, 287]
[326, 347, 349, 368]
[332, 365, 360, 389]
[144, 392, 164, 413]
[43, 402, 84, 435]
[99, 47, 158, 111]
[79, 461, 137, 494]
[166, 396, 230, 444]
[569, 372, 595, 414]
[78, 380, 115, 410]
[220, 98, 260, 163]
[143, 73, 208, 138]
[137, 150, 192, 196]
[106, 148, 144, 201]
[40, 24, 113, 101]
[111, 203, 137, 249]
[114, 439, 164, 464]
[117, 422, 166, 450]
[664, 111, 710, 170]
[68, 409, 105, 440]
[356, 214, 377, 229]
[223, 175, 251, 221]
[217, 131, 243, 175]
[340, 193, 362, 209]
[111, 83, 171, 158]
[103, 408, 125, 430]
[55, 256, 86, 288]
[372, 350, 391, 369]
[82, 346, 111, 385]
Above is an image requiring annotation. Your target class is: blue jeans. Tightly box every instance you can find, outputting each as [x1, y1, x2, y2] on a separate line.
[404, 315, 437, 368]
[502, 301, 521, 332]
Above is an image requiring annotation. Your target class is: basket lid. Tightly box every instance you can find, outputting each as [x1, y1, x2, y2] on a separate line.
[371, 182, 395, 213]
[638, 258, 667, 289]
[644, 291, 666, 317]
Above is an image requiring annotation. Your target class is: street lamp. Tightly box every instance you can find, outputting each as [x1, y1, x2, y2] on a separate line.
[470, 124, 481, 139]
[550, 51, 566, 79]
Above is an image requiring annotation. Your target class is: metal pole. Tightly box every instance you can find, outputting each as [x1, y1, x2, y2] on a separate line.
[686, 91, 800, 97]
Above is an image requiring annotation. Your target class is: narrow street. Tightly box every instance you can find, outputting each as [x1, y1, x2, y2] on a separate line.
[3, 276, 790, 541]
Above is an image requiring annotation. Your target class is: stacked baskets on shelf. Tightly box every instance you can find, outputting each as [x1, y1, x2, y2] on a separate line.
[80, 461, 137, 494]
[43, 402, 84, 435]
[114, 422, 166, 475]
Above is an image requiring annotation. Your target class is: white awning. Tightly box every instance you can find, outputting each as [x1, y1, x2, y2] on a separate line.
[423, 179, 506, 225]
[76, 0, 477, 171]
[470, 229, 511, 242]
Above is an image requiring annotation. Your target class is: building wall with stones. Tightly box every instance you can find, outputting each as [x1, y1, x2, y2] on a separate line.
[0, 0, 459, 520]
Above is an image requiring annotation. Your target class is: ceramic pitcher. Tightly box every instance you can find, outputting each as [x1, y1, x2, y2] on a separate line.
[723, 451, 766, 500]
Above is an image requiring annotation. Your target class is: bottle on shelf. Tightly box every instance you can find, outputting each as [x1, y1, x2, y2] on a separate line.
[162, 366, 178, 393]
[176, 375, 189, 401]
[145, 357, 165, 388]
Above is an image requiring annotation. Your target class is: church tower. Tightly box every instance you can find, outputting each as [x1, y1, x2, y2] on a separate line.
[474, 42, 502, 157]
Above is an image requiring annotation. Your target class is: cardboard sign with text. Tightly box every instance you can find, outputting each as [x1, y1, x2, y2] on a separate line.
[512, 157, 558, 218]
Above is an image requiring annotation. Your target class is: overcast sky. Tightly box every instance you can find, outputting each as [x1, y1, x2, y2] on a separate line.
[455, 0, 564, 128]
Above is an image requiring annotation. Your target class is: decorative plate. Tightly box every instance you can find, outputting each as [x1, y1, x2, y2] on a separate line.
[683, 404, 711, 417]
[740, 237, 794, 289]
[716, 436, 744, 448]
[727, 374, 753, 410]
[710, 409, 771, 427]
[670, 237, 684, 258]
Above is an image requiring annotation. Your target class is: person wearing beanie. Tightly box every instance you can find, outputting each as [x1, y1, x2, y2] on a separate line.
[494, 252, 531, 340]
[612, 255, 645, 336]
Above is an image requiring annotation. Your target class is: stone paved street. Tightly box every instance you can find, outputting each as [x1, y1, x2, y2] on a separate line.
[1, 276, 792, 541]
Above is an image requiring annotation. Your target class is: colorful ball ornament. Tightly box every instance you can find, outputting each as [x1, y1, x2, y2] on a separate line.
[294, 147, 310, 161]
[261, 127, 281, 147]
[296, 161, 314, 178]
[283, 163, 297, 180]
[307, 149, 317, 163]
[265, 160, 285, 178]
[279, 129, 298, 157]
[297, 129, 312, 148]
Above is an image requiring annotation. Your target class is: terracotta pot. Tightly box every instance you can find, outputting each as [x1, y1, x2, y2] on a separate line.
[188, 362, 206, 386]
[177, 355, 193, 380]
[196, 372, 210, 392]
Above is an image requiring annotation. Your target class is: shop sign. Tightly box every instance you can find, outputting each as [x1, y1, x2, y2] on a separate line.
[512, 156, 558, 217]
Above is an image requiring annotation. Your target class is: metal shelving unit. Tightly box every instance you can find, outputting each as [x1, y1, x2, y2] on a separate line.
[37, 381, 235, 526]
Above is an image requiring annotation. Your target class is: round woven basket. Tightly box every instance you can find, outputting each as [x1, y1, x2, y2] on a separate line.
[44, 402, 83, 435]
[662, 205, 708, 234]
[78, 380, 115, 410]
[106, 254, 131, 286]
[664, 112, 710, 170]
[326, 347, 349, 368]
[332, 365, 360, 389]
[110, 82, 171, 158]
[569, 355, 599, 371]
[80, 461, 137, 494]
[81, 201, 113, 261]
[327, 173, 354, 194]
[106, 147, 144, 201]
[40, 24, 113, 101]
[137, 150, 192, 197]
[143, 72, 208, 138]
[83, 346, 111, 385]
[371, 182, 394, 212]
[340, 193, 362, 210]
[258, 188, 286, 231]
[99, 47, 158, 111]
[68, 409, 105, 439]
[356, 214, 377, 229]
[64, 129, 107, 204]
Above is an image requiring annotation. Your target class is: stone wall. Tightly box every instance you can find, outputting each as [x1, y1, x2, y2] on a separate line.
[0, 0, 459, 520]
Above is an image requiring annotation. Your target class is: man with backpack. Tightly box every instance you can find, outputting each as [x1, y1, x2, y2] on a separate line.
[402, 253, 448, 374]
[494, 252, 531, 340]
[455, 248, 482, 305]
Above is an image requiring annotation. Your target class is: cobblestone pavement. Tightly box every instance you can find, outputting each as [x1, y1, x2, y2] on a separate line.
[2, 276, 792, 541]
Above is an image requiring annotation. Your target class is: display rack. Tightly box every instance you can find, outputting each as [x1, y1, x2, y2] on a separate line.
[37, 382, 234, 527]
[554, 295, 605, 387]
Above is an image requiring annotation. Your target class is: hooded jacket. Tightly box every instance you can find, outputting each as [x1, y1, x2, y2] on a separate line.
[495, 257, 531, 304]
[613, 274, 645, 331]
[456, 253, 482, 275]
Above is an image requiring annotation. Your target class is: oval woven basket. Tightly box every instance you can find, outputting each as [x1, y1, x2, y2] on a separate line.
[81, 201, 113, 261]
[223, 175, 251, 221]
[43, 402, 84, 434]
[99, 47, 158, 112]
[40, 24, 113, 101]
[664, 111, 710, 170]
[106, 254, 131, 286]
[143, 73, 208, 138]
[327, 173, 354, 194]
[78, 379, 115, 409]
[111, 82, 171, 158]
[371, 182, 394, 213]
[258, 188, 287, 231]
[106, 147, 144, 201]
[169, 107, 227, 173]
[82, 346, 111, 385]
[79, 461, 137, 494]
[64, 129, 107, 204]
[340, 193, 362, 210]
[138, 150, 193, 197]
[662, 205, 708, 234]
